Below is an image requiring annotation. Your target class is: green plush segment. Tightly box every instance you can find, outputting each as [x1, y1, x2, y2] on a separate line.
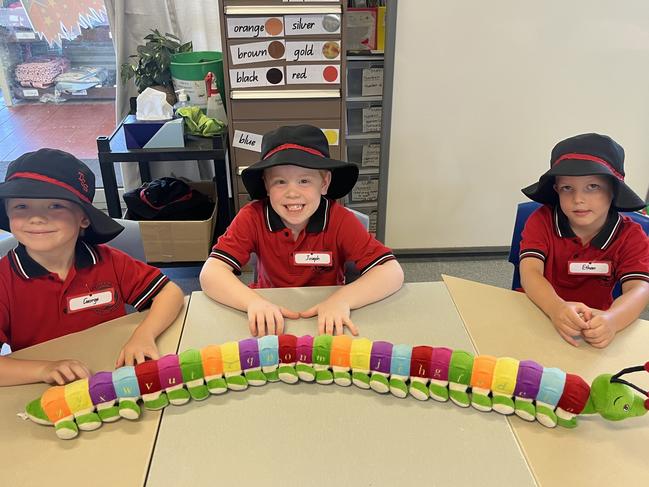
[76, 412, 102, 430]
[449, 389, 470, 407]
[188, 384, 210, 401]
[370, 374, 389, 391]
[389, 378, 408, 398]
[179, 349, 205, 383]
[97, 406, 120, 422]
[492, 395, 515, 414]
[448, 350, 474, 385]
[471, 393, 492, 410]
[429, 383, 449, 401]
[167, 388, 191, 404]
[263, 369, 280, 382]
[514, 399, 536, 420]
[119, 400, 141, 419]
[54, 420, 79, 440]
[296, 364, 316, 382]
[557, 416, 578, 429]
[313, 335, 333, 365]
[333, 370, 351, 385]
[25, 397, 50, 424]
[536, 405, 558, 428]
[409, 381, 429, 400]
[144, 393, 170, 410]
[316, 369, 334, 384]
[226, 375, 249, 390]
[206, 377, 228, 393]
[352, 371, 370, 387]
[245, 370, 268, 386]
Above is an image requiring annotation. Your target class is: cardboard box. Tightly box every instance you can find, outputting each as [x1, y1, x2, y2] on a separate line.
[123, 114, 185, 149]
[127, 181, 217, 263]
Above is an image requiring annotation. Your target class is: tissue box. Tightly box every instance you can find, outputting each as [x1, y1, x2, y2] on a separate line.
[123, 114, 185, 149]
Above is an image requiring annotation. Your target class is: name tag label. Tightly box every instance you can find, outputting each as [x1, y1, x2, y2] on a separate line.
[568, 261, 611, 276]
[67, 289, 116, 313]
[294, 252, 332, 266]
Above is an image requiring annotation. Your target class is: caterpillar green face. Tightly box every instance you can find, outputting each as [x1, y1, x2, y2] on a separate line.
[588, 374, 648, 421]
[25, 397, 52, 425]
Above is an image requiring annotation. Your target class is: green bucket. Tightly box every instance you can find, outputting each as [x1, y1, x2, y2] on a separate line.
[170, 51, 225, 109]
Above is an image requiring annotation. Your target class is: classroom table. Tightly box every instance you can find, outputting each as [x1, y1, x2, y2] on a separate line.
[0, 298, 189, 487]
[147, 284, 536, 486]
[443, 275, 649, 487]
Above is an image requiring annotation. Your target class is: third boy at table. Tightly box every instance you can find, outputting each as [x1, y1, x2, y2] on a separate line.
[520, 133, 649, 348]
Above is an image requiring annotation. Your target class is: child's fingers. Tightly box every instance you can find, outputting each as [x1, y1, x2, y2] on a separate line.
[147, 349, 160, 361]
[49, 371, 65, 385]
[325, 316, 335, 335]
[300, 306, 318, 319]
[333, 317, 343, 335]
[344, 318, 359, 336]
[70, 362, 90, 379]
[274, 309, 285, 335]
[115, 350, 126, 368]
[558, 329, 580, 347]
[248, 315, 259, 337]
[281, 307, 300, 320]
[134, 351, 146, 364]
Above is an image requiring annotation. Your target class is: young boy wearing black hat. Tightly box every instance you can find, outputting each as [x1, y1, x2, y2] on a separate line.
[520, 133, 649, 348]
[200, 125, 404, 337]
[0, 149, 184, 386]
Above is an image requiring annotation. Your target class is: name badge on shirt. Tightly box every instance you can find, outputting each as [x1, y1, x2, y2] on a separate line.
[568, 261, 612, 276]
[66, 289, 116, 313]
[294, 251, 332, 266]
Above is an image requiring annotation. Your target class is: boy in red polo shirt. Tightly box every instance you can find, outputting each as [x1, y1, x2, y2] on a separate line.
[200, 125, 404, 337]
[0, 149, 184, 386]
[520, 133, 649, 348]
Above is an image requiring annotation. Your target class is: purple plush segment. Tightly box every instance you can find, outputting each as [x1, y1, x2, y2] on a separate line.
[158, 354, 183, 389]
[297, 335, 314, 363]
[430, 347, 452, 380]
[370, 341, 392, 373]
[239, 338, 260, 370]
[514, 360, 544, 398]
[89, 371, 117, 404]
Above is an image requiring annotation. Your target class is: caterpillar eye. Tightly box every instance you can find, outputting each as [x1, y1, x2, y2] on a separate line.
[623, 404, 630, 412]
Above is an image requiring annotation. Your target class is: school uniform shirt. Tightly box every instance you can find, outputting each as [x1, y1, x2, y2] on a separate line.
[210, 197, 395, 288]
[0, 241, 169, 351]
[519, 204, 649, 310]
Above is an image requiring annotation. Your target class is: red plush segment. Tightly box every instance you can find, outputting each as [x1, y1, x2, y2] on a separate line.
[410, 345, 434, 378]
[278, 334, 297, 364]
[644, 362, 649, 373]
[645, 398, 649, 410]
[557, 373, 591, 414]
[135, 360, 162, 394]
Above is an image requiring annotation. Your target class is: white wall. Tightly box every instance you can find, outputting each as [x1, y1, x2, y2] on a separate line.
[385, 1, 649, 250]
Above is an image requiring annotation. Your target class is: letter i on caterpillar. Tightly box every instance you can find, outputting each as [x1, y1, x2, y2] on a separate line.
[23, 335, 649, 439]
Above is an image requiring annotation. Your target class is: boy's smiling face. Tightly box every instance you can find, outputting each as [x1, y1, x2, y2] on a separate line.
[264, 165, 331, 235]
[554, 175, 614, 237]
[5, 198, 89, 255]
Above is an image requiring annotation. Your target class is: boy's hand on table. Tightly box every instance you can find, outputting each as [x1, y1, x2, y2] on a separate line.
[582, 310, 616, 348]
[300, 299, 359, 336]
[549, 301, 592, 347]
[247, 298, 299, 336]
[116, 329, 160, 367]
[41, 359, 91, 385]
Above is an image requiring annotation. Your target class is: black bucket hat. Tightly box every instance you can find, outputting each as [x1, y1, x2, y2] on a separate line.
[522, 133, 645, 212]
[241, 125, 359, 200]
[0, 148, 123, 244]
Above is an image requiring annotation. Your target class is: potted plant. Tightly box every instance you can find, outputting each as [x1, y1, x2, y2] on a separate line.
[120, 29, 192, 101]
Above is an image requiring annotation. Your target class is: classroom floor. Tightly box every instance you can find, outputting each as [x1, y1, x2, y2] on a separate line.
[0, 95, 115, 182]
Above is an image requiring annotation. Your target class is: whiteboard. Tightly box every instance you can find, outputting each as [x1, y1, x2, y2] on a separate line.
[385, 1, 649, 250]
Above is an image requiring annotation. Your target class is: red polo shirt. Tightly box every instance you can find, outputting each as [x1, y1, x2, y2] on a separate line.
[0, 241, 169, 351]
[520, 204, 649, 309]
[210, 197, 395, 288]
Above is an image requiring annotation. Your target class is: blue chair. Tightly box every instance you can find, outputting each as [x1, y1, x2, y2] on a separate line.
[509, 201, 649, 296]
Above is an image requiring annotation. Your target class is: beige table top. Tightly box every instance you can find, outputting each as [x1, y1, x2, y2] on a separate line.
[147, 283, 535, 487]
[0, 298, 188, 487]
[443, 275, 649, 487]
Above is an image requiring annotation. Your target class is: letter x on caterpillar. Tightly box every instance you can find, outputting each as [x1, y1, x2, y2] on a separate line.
[23, 335, 649, 439]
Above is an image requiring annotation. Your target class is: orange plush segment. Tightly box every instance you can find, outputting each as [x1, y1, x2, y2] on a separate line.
[202, 345, 223, 376]
[471, 355, 497, 389]
[330, 335, 353, 368]
[41, 385, 72, 422]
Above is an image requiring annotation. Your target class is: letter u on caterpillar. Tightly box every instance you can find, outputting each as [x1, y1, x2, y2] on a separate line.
[24, 335, 649, 439]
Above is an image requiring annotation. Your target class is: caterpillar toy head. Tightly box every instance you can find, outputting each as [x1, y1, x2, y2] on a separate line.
[585, 363, 649, 422]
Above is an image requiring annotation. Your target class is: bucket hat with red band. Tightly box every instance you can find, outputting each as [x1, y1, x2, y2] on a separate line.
[522, 133, 646, 212]
[0, 148, 123, 244]
[241, 124, 359, 200]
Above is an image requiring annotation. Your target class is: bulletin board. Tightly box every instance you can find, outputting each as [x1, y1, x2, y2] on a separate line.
[383, 0, 649, 251]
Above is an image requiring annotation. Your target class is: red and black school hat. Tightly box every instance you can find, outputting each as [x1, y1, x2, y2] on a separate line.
[522, 133, 645, 212]
[0, 148, 123, 244]
[241, 124, 359, 200]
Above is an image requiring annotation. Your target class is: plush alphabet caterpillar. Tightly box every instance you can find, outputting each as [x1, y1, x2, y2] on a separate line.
[23, 335, 649, 439]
